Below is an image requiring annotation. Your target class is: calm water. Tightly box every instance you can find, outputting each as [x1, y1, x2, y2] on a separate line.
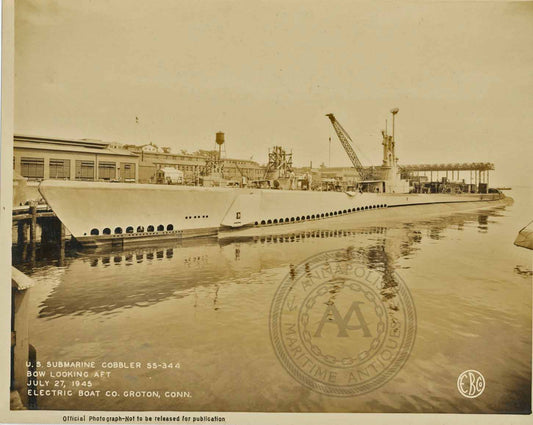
[13, 188, 532, 413]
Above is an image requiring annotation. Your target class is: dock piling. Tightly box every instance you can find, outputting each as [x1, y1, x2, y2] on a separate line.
[29, 204, 37, 245]
[17, 222, 28, 245]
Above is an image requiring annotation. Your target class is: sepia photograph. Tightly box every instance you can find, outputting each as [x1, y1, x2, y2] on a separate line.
[2, 0, 532, 423]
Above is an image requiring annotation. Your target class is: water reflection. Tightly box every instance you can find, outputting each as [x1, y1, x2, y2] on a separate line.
[12, 243, 70, 272]
[14, 206, 508, 321]
[478, 214, 489, 232]
[93, 248, 177, 267]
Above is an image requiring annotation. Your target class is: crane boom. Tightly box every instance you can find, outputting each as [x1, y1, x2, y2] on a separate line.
[233, 161, 246, 178]
[326, 113, 368, 180]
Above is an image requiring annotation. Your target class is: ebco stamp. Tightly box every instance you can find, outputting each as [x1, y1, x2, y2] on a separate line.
[269, 248, 417, 396]
[457, 370, 485, 398]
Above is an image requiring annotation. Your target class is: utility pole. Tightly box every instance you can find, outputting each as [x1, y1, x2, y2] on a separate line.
[328, 137, 331, 167]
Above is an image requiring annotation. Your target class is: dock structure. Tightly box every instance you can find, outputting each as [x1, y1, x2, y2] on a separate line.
[12, 203, 66, 247]
[399, 162, 495, 192]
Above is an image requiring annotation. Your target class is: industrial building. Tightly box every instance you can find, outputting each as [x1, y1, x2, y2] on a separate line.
[317, 166, 359, 185]
[123, 143, 207, 184]
[14, 135, 139, 182]
[122, 142, 265, 184]
[219, 158, 265, 182]
[13, 134, 266, 187]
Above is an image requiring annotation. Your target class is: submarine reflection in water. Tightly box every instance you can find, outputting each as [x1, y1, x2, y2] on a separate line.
[26, 207, 504, 320]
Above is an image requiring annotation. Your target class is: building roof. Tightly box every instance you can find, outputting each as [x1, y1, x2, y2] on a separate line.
[14, 135, 138, 157]
[159, 167, 184, 174]
[15, 135, 109, 149]
[150, 158, 206, 166]
[399, 162, 495, 172]
[138, 151, 206, 160]
[222, 158, 261, 166]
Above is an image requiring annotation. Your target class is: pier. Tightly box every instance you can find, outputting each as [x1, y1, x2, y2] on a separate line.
[400, 162, 494, 188]
[399, 162, 495, 194]
[12, 203, 67, 247]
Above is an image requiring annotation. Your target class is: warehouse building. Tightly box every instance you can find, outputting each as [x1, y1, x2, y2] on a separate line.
[14, 135, 139, 182]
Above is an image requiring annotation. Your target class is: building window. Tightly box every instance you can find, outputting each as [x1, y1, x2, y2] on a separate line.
[121, 162, 135, 180]
[21, 157, 44, 179]
[49, 159, 71, 179]
[98, 161, 116, 180]
[75, 160, 95, 180]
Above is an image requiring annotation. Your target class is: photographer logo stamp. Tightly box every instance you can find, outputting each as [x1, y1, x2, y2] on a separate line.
[269, 248, 417, 396]
[457, 370, 485, 398]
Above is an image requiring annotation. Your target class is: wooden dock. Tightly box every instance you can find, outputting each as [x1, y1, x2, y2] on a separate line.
[12, 203, 67, 246]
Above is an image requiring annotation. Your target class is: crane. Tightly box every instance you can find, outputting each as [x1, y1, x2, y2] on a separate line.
[326, 113, 373, 181]
[233, 161, 249, 180]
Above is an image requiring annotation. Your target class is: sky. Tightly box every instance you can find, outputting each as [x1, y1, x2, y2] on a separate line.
[14, 0, 533, 186]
